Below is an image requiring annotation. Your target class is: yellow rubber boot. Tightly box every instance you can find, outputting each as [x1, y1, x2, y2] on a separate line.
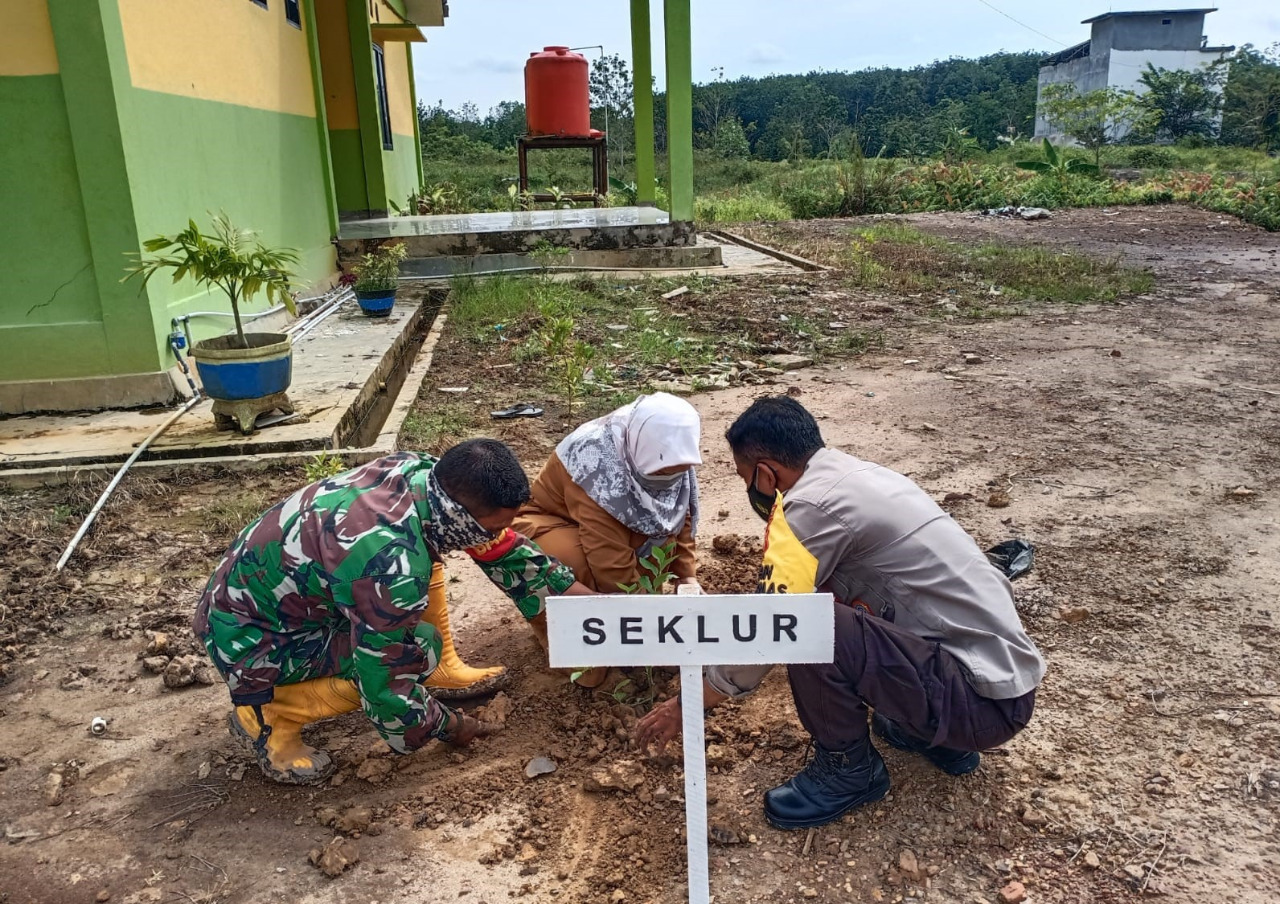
[527, 612, 609, 690]
[229, 677, 360, 785]
[422, 562, 510, 700]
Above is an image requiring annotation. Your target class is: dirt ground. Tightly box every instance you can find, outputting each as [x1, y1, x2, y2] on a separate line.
[2, 206, 1278, 904]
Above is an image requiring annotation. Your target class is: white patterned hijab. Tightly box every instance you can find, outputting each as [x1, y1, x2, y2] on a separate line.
[555, 393, 702, 541]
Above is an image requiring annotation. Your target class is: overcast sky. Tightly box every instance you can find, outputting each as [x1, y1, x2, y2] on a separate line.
[410, 1, 1279, 112]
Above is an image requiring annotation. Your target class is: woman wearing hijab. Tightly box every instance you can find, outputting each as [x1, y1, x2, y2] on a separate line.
[514, 393, 703, 682]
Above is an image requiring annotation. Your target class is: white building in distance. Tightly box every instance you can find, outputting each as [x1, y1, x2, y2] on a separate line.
[1034, 9, 1234, 140]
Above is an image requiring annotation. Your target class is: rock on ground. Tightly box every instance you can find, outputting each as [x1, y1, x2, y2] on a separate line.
[309, 836, 360, 878]
[584, 760, 645, 793]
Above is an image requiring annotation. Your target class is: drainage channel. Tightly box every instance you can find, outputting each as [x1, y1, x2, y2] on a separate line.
[341, 291, 444, 449]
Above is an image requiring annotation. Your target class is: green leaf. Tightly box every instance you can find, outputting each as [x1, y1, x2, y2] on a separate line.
[1017, 161, 1052, 173]
[1067, 161, 1101, 176]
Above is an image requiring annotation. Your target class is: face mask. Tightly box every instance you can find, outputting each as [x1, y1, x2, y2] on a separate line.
[422, 468, 495, 554]
[747, 467, 776, 522]
[638, 469, 685, 492]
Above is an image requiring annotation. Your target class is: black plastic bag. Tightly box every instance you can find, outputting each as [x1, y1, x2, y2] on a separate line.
[986, 540, 1035, 581]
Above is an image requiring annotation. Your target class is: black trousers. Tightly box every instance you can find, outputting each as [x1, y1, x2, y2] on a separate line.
[787, 603, 1036, 751]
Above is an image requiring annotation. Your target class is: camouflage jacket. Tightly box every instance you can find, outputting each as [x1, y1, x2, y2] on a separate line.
[194, 453, 575, 752]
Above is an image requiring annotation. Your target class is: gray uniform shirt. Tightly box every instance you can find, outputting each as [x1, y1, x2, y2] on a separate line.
[707, 448, 1046, 700]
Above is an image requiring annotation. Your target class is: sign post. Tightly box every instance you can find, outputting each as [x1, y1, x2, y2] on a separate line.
[546, 592, 835, 904]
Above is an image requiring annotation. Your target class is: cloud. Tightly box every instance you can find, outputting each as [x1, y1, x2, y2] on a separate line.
[467, 57, 522, 75]
[746, 42, 787, 65]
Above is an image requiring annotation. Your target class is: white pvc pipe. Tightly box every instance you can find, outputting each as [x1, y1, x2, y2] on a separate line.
[180, 304, 288, 321]
[288, 288, 351, 340]
[55, 395, 203, 573]
[291, 295, 347, 343]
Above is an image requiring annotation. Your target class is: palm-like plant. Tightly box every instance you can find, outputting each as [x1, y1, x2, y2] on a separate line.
[125, 214, 299, 349]
[1017, 138, 1101, 180]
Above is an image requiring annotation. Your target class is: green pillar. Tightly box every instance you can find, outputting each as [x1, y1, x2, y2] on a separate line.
[303, 0, 339, 234]
[346, 0, 388, 215]
[630, 0, 656, 206]
[47, 0, 161, 373]
[407, 47, 425, 191]
[663, 0, 694, 222]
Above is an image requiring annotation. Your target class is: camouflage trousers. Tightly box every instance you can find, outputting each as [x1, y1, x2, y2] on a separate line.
[201, 610, 442, 707]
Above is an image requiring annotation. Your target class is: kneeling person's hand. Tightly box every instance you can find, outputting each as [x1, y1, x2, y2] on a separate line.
[635, 696, 682, 755]
[442, 711, 502, 747]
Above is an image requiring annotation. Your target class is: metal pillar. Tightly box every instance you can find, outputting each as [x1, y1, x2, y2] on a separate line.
[663, 0, 694, 222]
[630, 0, 656, 206]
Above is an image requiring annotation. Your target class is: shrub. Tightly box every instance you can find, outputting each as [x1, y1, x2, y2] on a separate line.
[1126, 146, 1176, 169]
[695, 191, 792, 223]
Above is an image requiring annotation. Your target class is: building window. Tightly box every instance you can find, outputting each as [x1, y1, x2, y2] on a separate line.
[373, 44, 394, 151]
[249, 0, 268, 9]
[1162, 18, 1172, 25]
[284, 0, 301, 27]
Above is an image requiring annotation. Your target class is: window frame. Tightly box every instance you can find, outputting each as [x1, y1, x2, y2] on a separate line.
[284, 0, 301, 28]
[249, 0, 268, 9]
[372, 44, 394, 151]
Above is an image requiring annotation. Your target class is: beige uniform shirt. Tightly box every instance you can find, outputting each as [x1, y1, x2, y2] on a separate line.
[707, 448, 1045, 700]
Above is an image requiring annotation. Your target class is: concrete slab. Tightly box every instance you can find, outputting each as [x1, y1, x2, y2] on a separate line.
[336, 206, 696, 261]
[0, 292, 441, 471]
[338, 207, 672, 239]
[398, 236, 798, 282]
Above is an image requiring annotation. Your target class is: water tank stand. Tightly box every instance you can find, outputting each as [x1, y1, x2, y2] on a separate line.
[517, 135, 609, 208]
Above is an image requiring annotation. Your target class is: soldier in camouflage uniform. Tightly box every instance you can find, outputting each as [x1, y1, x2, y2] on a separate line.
[195, 440, 591, 784]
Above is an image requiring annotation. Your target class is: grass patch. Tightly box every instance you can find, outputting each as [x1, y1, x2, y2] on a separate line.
[203, 491, 271, 537]
[843, 224, 1153, 311]
[400, 404, 473, 454]
[695, 190, 792, 224]
[448, 275, 542, 339]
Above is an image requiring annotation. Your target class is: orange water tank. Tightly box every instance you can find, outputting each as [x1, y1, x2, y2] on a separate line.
[525, 46, 591, 138]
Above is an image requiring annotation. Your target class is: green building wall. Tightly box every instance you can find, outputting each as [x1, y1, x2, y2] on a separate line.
[0, 73, 107, 380]
[120, 89, 337, 360]
[0, 0, 426, 404]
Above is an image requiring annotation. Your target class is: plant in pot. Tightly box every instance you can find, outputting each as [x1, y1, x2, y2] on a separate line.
[351, 242, 408, 317]
[126, 214, 300, 434]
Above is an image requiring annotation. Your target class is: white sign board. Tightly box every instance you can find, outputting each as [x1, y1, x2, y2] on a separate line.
[545, 593, 835, 668]
[545, 592, 835, 904]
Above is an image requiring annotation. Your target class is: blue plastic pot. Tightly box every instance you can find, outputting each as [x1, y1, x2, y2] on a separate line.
[191, 332, 293, 402]
[356, 288, 397, 317]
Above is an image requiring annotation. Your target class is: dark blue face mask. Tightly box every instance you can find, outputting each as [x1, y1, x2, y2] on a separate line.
[747, 466, 776, 521]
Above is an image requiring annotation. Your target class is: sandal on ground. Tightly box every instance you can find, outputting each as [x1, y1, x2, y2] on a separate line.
[491, 403, 544, 420]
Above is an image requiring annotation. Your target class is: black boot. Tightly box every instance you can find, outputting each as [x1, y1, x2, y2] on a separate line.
[872, 713, 980, 775]
[763, 737, 890, 830]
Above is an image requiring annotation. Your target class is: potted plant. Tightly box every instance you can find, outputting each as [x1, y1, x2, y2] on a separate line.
[126, 215, 300, 430]
[351, 242, 408, 317]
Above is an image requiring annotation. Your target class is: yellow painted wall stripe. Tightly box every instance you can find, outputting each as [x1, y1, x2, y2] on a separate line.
[383, 40, 416, 137]
[0, 0, 59, 76]
[118, 0, 315, 117]
[317, 0, 359, 130]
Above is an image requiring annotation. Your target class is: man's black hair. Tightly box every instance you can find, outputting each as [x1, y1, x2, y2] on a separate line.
[724, 396, 825, 468]
[435, 438, 531, 515]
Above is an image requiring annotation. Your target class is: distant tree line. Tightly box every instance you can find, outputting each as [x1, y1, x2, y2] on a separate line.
[419, 45, 1280, 164]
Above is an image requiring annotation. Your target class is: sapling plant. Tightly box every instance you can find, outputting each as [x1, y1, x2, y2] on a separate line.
[304, 451, 346, 483]
[583, 540, 679, 703]
[351, 242, 408, 294]
[125, 214, 299, 349]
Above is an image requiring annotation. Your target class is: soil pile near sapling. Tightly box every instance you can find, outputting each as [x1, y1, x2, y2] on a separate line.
[699, 532, 765, 595]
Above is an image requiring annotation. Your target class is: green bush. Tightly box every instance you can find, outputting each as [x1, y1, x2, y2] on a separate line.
[1125, 146, 1177, 169]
